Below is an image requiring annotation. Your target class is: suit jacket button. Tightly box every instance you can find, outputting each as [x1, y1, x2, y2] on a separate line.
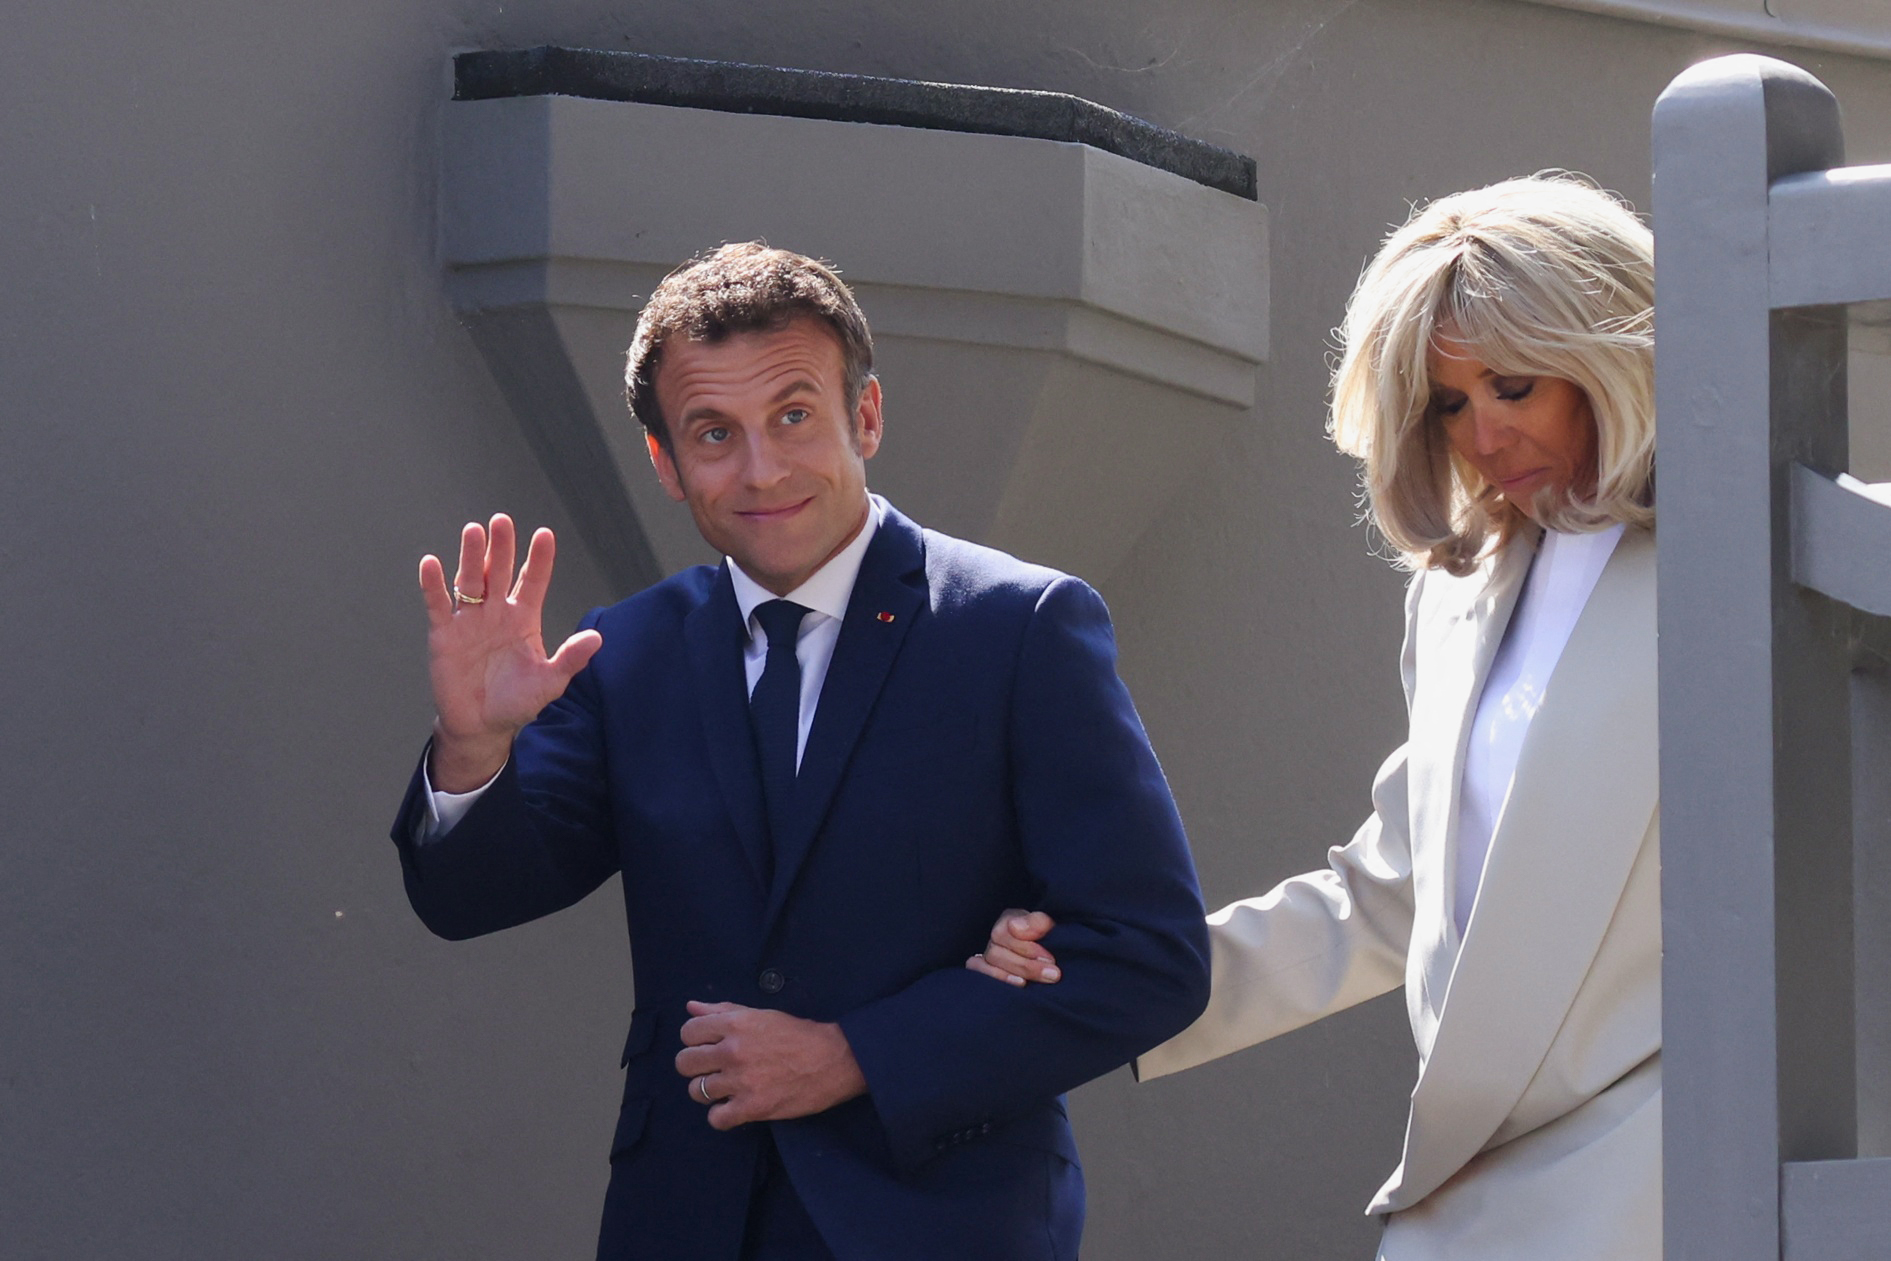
[758, 968, 786, 994]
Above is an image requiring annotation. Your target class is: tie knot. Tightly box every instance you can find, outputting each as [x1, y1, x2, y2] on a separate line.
[754, 600, 810, 654]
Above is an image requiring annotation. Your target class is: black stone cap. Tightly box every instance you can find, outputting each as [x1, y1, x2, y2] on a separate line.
[454, 46, 1258, 201]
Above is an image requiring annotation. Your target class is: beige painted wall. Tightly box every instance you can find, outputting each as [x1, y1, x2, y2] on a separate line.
[3, 2, 1889, 1257]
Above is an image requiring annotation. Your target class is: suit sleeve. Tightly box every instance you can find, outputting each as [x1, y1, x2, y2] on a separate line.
[1135, 571, 1426, 1080]
[389, 609, 620, 941]
[838, 577, 1212, 1169]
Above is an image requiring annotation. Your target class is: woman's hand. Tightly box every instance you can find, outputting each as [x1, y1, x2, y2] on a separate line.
[965, 910, 1062, 986]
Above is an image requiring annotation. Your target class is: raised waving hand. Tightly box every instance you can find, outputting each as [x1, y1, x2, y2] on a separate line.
[419, 514, 602, 791]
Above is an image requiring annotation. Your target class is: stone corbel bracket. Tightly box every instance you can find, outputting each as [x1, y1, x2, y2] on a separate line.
[442, 49, 1269, 589]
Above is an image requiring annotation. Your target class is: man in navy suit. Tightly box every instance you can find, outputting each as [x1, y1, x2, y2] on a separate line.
[393, 243, 1210, 1260]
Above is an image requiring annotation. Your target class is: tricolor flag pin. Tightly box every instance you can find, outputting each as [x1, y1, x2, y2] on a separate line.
[876, 611, 896, 623]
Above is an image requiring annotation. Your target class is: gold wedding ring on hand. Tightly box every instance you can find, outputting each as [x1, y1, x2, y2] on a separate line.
[451, 585, 486, 608]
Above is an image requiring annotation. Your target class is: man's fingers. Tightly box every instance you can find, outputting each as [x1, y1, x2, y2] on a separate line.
[453, 522, 486, 599]
[679, 1001, 743, 1046]
[485, 513, 517, 603]
[675, 1044, 728, 1077]
[707, 1098, 750, 1130]
[686, 1000, 741, 1017]
[419, 554, 455, 628]
[514, 527, 558, 608]
[679, 1019, 725, 1049]
[549, 629, 604, 682]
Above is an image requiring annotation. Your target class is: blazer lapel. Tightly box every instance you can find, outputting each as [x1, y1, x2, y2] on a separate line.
[1403, 534, 1535, 1059]
[1384, 528, 1659, 1211]
[683, 568, 772, 891]
[761, 501, 927, 933]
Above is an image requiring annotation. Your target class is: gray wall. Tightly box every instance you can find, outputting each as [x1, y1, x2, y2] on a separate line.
[5, 2, 1891, 1258]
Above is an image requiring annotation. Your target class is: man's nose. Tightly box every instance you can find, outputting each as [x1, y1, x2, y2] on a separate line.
[742, 431, 790, 487]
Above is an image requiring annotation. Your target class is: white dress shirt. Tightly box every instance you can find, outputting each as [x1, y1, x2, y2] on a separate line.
[1455, 523, 1625, 936]
[422, 497, 882, 838]
[725, 497, 882, 768]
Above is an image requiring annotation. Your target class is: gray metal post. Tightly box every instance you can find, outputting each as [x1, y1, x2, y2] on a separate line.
[1653, 54, 1853, 1261]
[1851, 635, 1891, 1159]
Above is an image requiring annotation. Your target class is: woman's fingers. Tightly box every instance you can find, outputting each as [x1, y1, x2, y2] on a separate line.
[976, 942, 1060, 984]
[966, 954, 1027, 987]
[1007, 911, 1057, 943]
[986, 910, 1059, 966]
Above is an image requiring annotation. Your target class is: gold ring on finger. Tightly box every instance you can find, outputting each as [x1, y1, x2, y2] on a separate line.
[452, 586, 487, 606]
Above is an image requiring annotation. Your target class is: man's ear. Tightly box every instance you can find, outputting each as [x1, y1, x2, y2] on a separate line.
[854, 377, 884, 461]
[646, 432, 687, 502]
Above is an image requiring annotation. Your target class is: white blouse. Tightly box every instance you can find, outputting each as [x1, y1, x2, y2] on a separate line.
[1455, 524, 1626, 936]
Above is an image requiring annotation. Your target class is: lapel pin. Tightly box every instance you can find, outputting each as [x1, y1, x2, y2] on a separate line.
[876, 611, 896, 623]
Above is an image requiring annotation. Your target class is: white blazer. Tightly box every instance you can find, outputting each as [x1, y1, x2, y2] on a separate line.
[1138, 527, 1661, 1261]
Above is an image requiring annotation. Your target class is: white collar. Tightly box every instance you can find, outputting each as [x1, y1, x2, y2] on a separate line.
[727, 496, 883, 626]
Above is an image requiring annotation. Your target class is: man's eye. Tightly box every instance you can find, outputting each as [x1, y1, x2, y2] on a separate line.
[781, 408, 811, 426]
[700, 426, 731, 444]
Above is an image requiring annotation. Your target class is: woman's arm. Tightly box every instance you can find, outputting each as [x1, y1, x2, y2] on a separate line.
[969, 740, 1418, 1075]
[970, 569, 1432, 1075]
[1137, 742, 1415, 1078]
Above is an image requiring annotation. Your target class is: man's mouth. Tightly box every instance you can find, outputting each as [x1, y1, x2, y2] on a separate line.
[738, 496, 814, 522]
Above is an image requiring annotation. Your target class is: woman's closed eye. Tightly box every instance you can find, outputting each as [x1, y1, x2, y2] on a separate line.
[1491, 377, 1536, 403]
[1430, 391, 1468, 418]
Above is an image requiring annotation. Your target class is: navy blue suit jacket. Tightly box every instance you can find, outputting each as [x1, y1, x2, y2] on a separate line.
[392, 500, 1210, 1260]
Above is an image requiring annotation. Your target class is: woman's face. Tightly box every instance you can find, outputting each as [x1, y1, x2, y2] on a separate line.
[1426, 332, 1598, 521]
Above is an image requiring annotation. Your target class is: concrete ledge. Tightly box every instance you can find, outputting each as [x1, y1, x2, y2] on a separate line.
[452, 46, 1257, 199]
[442, 84, 1268, 587]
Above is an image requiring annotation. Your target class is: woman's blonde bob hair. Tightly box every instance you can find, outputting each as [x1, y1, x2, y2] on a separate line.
[1329, 174, 1655, 575]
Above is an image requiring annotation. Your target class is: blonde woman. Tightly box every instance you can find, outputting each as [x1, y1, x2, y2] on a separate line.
[971, 176, 1662, 1260]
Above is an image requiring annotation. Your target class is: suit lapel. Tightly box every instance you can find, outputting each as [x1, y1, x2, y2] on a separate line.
[761, 502, 927, 934]
[1386, 528, 1659, 1211]
[1403, 535, 1535, 1058]
[683, 568, 772, 891]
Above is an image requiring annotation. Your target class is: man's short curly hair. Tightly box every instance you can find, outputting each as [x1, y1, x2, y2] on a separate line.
[625, 242, 875, 448]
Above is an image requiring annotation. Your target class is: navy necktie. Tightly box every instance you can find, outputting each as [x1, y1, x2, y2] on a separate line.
[749, 599, 810, 875]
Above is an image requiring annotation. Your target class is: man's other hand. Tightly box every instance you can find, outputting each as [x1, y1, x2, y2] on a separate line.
[675, 1001, 868, 1130]
[419, 514, 603, 791]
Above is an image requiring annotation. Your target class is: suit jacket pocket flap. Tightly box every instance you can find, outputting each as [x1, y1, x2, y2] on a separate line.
[619, 1011, 658, 1067]
[609, 1097, 651, 1162]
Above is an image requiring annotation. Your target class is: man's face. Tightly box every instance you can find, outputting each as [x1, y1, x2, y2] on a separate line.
[648, 317, 882, 596]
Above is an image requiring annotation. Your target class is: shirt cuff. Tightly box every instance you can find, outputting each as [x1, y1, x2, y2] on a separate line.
[419, 759, 506, 841]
